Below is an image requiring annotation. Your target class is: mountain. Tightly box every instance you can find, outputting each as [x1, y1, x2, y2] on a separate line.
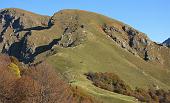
[163, 38, 170, 47]
[0, 8, 170, 103]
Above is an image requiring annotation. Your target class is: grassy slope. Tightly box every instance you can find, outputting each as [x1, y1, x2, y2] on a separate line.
[47, 33, 170, 102]
[43, 10, 170, 103]
[1, 9, 170, 103]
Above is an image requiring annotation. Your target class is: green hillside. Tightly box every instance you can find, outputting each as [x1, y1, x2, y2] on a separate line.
[0, 8, 170, 103]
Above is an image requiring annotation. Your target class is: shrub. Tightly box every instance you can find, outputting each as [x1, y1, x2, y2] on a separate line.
[85, 72, 132, 95]
[10, 56, 21, 66]
[8, 63, 21, 78]
[85, 72, 170, 103]
[0, 54, 96, 103]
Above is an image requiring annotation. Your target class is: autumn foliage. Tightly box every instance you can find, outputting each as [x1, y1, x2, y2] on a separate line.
[85, 72, 170, 103]
[0, 54, 96, 103]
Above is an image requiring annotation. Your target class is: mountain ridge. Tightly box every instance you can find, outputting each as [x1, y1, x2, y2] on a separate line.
[0, 8, 170, 103]
[163, 38, 170, 47]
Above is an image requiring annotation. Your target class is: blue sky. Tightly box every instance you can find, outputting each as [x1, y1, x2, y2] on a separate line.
[0, 0, 169, 42]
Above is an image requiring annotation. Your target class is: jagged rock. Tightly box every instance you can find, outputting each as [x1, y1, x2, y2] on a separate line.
[140, 38, 148, 46]
[0, 8, 168, 66]
[123, 26, 153, 61]
[122, 25, 138, 36]
[102, 24, 156, 62]
[2, 31, 35, 63]
[0, 8, 50, 33]
[0, 36, 4, 43]
[0, 10, 24, 43]
[146, 39, 151, 46]
[20, 36, 35, 63]
[162, 38, 170, 47]
[8, 16, 23, 32]
[129, 37, 138, 48]
[59, 33, 74, 47]
[102, 24, 122, 43]
[122, 25, 129, 32]
[0, 9, 53, 63]
[102, 23, 139, 56]
[59, 30, 86, 47]
[144, 50, 150, 61]
[103, 23, 122, 34]
[12, 17, 24, 32]
[1, 41, 10, 53]
[59, 16, 86, 47]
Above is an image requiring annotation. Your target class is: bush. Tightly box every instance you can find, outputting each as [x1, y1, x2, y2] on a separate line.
[85, 72, 170, 103]
[8, 63, 21, 78]
[85, 72, 132, 95]
[0, 54, 96, 103]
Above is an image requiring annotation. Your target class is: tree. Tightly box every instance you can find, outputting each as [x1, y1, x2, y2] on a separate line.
[0, 54, 96, 103]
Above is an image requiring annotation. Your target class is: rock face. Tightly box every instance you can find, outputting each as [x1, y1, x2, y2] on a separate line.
[0, 8, 51, 63]
[0, 8, 170, 103]
[162, 38, 170, 47]
[101, 23, 170, 64]
[0, 8, 169, 66]
[2, 31, 35, 63]
[59, 15, 86, 47]
[0, 9, 87, 63]
[102, 23, 153, 61]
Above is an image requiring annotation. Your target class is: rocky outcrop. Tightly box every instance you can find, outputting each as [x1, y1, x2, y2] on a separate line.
[0, 8, 169, 66]
[0, 29, 60, 64]
[102, 23, 128, 49]
[0, 8, 50, 41]
[0, 9, 53, 63]
[102, 23, 154, 61]
[59, 15, 86, 47]
[1, 31, 34, 63]
[122, 25, 138, 36]
[162, 38, 170, 47]
[0, 9, 87, 64]
[123, 25, 153, 61]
